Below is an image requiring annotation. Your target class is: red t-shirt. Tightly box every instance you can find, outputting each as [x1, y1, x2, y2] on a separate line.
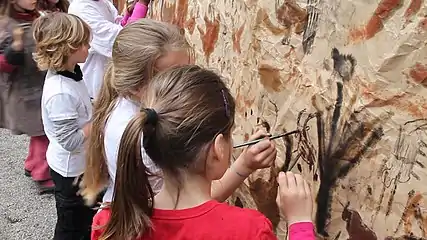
[91, 200, 315, 240]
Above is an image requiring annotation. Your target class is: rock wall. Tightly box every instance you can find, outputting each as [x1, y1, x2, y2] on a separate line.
[149, 0, 427, 239]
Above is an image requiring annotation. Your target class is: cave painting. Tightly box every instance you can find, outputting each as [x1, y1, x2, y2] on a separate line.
[151, 0, 427, 238]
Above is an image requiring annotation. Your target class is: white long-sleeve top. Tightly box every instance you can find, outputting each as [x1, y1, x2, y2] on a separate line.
[68, 0, 123, 99]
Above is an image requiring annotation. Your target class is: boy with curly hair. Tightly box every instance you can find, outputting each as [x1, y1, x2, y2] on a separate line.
[33, 12, 94, 240]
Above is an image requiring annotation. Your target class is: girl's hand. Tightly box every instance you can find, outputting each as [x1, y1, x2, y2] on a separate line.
[11, 27, 24, 51]
[234, 130, 276, 176]
[83, 122, 92, 137]
[276, 172, 313, 225]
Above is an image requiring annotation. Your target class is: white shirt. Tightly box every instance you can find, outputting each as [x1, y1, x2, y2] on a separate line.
[42, 71, 92, 177]
[68, 0, 123, 99]
[103, 97, 163, 202]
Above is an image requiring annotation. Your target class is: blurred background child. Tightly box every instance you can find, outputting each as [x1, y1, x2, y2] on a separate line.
[37, 0, 69, 13]
[0, 0, 53, 194]
[68, 0, 151, 100]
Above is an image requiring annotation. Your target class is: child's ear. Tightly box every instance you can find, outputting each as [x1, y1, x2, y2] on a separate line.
[205, 134, 230, 180]
[213, 133, 228, 162]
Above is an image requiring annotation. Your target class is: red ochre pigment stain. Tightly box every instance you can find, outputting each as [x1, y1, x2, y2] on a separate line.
[401, 191, 427, 235]
[160, 0, 189, 29]
[244, 133, 250, 141]
[362, 90, 427, 118]
[349, 0, 402, 42]
[232, 23, 245, 54]
[255, 9, 286, 35]
[409, 63, 427, 85]
[276, 1, 307, 33]
[404, 0, 423, 21]
[197, 15, 220, 64]
[185, 16, 196, 34]
[161, 2, 176, 23]
[258, 64, 282, 92]
[174, 0, 189, 28]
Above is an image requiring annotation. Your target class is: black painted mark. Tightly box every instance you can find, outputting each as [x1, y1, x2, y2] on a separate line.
[297, 163, 302, 172]
[275, 0, 307, 46]
[302, 0, 320, 54]
[261, 121, 271, 132]
[331, 48, 357, 82]
[313, 48, 384, 237]
[378, 120, 427, 219]
[281, 127, 294, 172]
[280, 109, 316, 172]
[235, 197, 244, 208]
[367, 185, 373, 195]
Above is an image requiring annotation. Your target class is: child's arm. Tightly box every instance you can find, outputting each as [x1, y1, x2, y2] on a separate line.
[288, 222, 316, 240]
[277, 172, 316, 240]
[120, 11, 131, 27]
[120, 1, 149, 26]
[46, 93, 90, 151]
[125, 1, 149, 25]
[68, 4, 122, 58]
[211, 130, 276, 202]
[0, 27, 25, 73]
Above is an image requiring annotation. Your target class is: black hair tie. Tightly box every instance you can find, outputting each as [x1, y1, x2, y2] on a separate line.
[143, 108, 158, 125]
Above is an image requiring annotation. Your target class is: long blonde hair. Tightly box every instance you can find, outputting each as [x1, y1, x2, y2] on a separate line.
[80, 19, 189, 205]
[100, 65, 236, 240]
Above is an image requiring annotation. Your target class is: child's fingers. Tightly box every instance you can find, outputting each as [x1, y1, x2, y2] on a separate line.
[12, 27, 24, 40]
[303, 179, 311, 199]
[262, 149, 276, 167]
[247, 139, 271, 155]
[275, 186, 281, 207]
[251, 142, 275, 161]
[286, 172, 297, 191]
[294, 174, 306, 195]
[247, 129, 269, 141]
[277, 171, 288, 189]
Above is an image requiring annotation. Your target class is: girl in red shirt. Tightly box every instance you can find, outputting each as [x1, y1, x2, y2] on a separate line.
[91, 65, 315, 240]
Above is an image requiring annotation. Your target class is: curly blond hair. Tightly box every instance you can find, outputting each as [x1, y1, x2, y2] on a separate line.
[33, 12, 91, 72]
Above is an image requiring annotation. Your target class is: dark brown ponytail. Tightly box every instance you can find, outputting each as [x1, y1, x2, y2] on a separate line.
[100, 111, 155, 240]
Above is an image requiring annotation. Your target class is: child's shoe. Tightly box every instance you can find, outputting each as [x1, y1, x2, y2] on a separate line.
[38, 179, 55, 195]
[24, 169, 31, 177]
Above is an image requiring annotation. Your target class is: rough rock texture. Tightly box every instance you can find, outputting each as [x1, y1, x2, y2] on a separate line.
[149, 0, 427, 239]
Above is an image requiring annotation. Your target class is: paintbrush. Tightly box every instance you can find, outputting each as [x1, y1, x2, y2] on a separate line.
[233, 129, 302, 149]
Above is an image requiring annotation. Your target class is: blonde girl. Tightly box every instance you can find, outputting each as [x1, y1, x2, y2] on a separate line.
[33, 12, 94, 240]
[80, 19, 277, 207]
[92, 65, 315, 239]
[68, 0, 151, 100]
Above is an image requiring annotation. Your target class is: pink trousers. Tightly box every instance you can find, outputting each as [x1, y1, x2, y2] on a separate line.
[24, 135, 51, 182]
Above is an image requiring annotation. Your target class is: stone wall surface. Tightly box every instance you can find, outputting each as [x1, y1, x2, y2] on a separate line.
[149, 0, 427, 239]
